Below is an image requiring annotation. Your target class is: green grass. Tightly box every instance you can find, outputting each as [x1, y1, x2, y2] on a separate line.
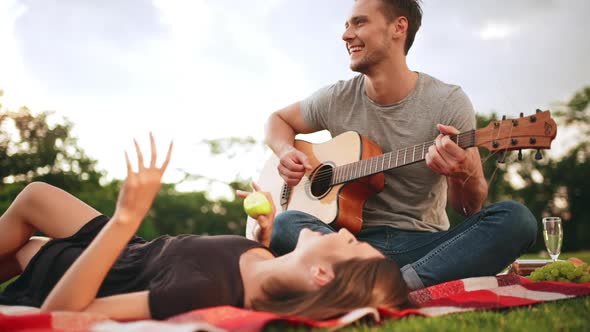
[2, 252, 589, 331]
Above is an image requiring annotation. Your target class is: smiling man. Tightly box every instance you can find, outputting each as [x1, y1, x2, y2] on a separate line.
[263, 0, 537, 289]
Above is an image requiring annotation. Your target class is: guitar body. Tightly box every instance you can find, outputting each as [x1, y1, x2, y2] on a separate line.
[245, 131, 384, 239]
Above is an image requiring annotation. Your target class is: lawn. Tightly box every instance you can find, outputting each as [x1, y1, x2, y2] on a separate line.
[2, 252, 589, 331]
[267, 250, 590, 332]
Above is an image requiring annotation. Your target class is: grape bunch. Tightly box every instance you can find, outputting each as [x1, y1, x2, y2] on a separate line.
[528, 260, 590, 283]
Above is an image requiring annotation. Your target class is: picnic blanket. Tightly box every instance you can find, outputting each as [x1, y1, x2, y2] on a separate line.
[1, 274, 589, 332]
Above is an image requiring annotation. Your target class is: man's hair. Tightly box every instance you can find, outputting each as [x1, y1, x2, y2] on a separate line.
[378, 0, 422, 55]
[252, 257, 412, 320]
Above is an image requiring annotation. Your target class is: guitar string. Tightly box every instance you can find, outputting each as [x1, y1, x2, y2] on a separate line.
[308, 117, 522, 186]
[302, 131, 476, 186]
[303, 134, 476, 185]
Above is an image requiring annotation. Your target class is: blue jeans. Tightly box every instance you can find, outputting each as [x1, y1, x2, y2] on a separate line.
[269, 201, 537, 290]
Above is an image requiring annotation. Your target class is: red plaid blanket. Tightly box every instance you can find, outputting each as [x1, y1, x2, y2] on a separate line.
[2, 275, 589, 332]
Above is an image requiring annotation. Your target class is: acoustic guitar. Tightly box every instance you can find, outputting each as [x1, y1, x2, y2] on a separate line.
[245, 110, 557, 238]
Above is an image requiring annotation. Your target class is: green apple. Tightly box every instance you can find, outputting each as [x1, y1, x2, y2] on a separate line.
[243, 192, 272, 218]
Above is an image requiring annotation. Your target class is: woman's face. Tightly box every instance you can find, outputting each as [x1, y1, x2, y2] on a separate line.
[294, 228, 384, 263]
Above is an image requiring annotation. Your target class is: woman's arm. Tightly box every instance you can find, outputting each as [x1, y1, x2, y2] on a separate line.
[83, 291, 150, 320]
[41, 134, 172, 316]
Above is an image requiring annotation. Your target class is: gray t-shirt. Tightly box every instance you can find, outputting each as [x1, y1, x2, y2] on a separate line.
[300, 72, 475, 232]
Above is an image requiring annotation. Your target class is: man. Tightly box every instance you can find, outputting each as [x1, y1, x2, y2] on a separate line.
[264, 0, 537, 290]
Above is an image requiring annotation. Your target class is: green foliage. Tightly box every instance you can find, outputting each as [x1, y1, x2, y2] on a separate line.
[555, 86, 590, 129]
[447, 87, 590, 251]
[0, 97, 105, 212]
[145, 182, 249, 239]
[201, 136, 258, 157]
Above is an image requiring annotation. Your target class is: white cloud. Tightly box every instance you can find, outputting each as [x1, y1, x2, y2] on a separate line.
[478, 22, 519, 40]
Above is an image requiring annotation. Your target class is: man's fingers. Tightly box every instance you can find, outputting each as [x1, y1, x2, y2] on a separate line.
[436, 124, 460, 135]
[278, 164, 306, 180]
[295, 151, 313, 170]
[440, 135, 466, 161]
[280, 157, 306, 172]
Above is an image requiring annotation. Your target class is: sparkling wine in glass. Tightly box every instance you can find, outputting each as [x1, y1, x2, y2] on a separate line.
[543, 217, 563, 262]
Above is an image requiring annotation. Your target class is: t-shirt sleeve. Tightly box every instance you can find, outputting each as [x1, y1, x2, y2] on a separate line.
[300, 84, 336, 131]
[148, 276, 216, 320]
[441, 87, 476, 132]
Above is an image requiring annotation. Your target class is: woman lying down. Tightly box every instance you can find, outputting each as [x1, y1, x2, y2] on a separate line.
[0, 134, 410, 320]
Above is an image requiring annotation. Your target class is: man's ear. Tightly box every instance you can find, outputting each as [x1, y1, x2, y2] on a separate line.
[310, 265, 335, 287]
[391, 16, 408, 38]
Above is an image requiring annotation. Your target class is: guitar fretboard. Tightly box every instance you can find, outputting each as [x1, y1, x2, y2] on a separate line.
[331, 130, 476, 185]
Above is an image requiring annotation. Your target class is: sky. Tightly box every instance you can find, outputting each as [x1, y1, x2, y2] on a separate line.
[0, 0, 588, 197]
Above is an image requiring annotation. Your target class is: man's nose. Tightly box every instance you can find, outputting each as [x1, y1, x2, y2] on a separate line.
[342, 27, 354, 42]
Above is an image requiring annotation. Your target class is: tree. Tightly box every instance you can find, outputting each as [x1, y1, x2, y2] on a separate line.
[511, 86, 590, 251]
[0, 92, 105, 212]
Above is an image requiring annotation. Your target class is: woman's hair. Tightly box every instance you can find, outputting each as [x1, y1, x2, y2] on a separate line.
[252, 257, 412, 320]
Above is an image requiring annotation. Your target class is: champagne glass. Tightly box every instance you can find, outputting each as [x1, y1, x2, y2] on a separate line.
[542, 217, 563, 262]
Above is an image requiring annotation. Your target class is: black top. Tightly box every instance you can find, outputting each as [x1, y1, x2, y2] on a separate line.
[0, 215, 273, 319]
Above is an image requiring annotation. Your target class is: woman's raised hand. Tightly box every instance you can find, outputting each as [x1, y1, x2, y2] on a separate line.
[113, 133, 173, 226]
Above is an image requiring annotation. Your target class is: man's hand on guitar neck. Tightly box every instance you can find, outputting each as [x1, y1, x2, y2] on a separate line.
[277, 146, 313, 187]
[426, 124, 470, 179]
[426, 124, 488, 216]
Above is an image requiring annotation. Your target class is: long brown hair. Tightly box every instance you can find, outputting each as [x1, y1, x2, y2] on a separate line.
[252, 257, 411, 320]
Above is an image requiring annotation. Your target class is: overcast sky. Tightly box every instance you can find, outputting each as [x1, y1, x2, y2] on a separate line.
[1, 0, 588, 196]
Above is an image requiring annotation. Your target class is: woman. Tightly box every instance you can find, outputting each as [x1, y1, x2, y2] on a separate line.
[0, 134, 410, 320]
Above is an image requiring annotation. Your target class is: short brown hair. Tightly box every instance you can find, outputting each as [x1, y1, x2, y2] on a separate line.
[252, 258, 411, 320]
[378, 0, 422, 54]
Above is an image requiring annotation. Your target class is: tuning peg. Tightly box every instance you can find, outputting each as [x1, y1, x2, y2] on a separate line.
[535, 149, 543, 160]
[536, 109, 542, 113]
[497, 152, 507, 164]
[518, 150, 523, 161]
[520, 112, 524, 118]
[502, 115, 507, 120]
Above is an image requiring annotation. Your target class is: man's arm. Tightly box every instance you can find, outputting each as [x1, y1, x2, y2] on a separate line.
[426, 124, 488, 216]
[265, 101, 317, 186]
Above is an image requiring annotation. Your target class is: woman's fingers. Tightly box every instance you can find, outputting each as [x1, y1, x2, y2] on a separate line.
[235, 190, 249, 198]
[160, 141, 173, 172]
[133, 139, 145, 170]
[149, 132, 157, 168]
[125, 151, 133, 175]
[250, 182, 262, 192]
[130, 134, 173, 174]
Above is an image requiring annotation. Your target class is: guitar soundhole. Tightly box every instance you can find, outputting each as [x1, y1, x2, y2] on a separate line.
[310, 164, 333, 198]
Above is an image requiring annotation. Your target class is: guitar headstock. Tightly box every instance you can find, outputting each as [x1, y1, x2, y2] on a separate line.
[476, 110, 557, 153]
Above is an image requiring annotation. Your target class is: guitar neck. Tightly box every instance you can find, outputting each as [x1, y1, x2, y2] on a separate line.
[332, 130, 476, 185]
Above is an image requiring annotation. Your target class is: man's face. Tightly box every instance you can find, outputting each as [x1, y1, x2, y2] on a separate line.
[342, 0, 394, 73]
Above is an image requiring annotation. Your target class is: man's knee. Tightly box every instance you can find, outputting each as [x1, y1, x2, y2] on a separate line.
[270, 210, 323, 255]
[493, 201, 538, 245]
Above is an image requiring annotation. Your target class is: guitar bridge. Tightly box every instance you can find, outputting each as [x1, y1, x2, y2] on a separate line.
[280, 184, 290, 209]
